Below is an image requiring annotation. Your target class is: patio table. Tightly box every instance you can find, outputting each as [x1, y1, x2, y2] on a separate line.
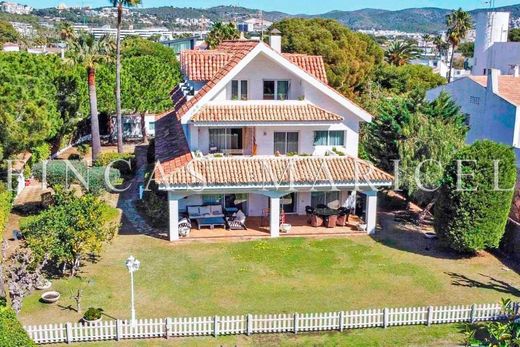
[314, 208, 339, 217]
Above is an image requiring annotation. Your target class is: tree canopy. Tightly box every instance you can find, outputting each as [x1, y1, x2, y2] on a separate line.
[272, 18, 384, 97]
[205, 22, 240, 49]
[0, 21, 19, 45]
[509, 28, 520, 42]
[385, 40, 421, 66]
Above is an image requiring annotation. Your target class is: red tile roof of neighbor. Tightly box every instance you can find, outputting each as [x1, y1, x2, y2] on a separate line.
[470, 75, 520, 106]
[155, 40, 383, 185]
[191, 103, 343, 123]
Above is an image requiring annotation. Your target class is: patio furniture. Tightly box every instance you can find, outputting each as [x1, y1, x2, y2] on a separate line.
[336, 207, 350, 226]
[326, 215, 338, 228]
[226, 210, 247, 230]
[305, 206, 315, 224]
[196, 217, 226, 230]
[261, 208, 270, 227]
[316, 204, 327, 209]
[178, 218, 192, 237]
[311, 214, 324, 227]
[187, 205, 226, 230]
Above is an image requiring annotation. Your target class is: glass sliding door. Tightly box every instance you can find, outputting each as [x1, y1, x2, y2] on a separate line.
[209, 128, 243, 154]
[273, 132, 299, 155]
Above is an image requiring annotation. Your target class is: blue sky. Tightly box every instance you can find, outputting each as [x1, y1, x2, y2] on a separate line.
[16, 0, 520, 14]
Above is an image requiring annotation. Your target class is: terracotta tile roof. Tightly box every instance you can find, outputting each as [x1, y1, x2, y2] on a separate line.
[154, 110, 193, 178]
[180, 51, 233, 81]
[191, 103, 343, 122]
[175, 41, 260, 120]
[158, 156, 393, 187]
[282, 54, 328, 84]
[470, 75, 520, 106]
[180, 44, 328, 83]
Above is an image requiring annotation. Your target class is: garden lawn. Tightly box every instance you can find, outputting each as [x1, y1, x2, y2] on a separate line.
[19, 231, 520, 326]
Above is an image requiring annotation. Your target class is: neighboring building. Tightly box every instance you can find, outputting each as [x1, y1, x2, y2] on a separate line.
[155, 33, 393, 241]
[472, 11, 520, 76]
[10, 22, 36, 37]
[242, 18, 273, 33]
[0, 1, 32, 15]
[427, 69, 520, 164]
[73, 25, 174, 40]
[2, 42, 20, 52]
[162, 36, 196, 55]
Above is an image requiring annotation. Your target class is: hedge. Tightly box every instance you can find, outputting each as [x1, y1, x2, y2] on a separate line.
[0, 307, 35, 347]
[32, 160, 121, 195]
[434, 140, 517, 253]
[0, 186, 12, 235]
[93, 152, 136, 176]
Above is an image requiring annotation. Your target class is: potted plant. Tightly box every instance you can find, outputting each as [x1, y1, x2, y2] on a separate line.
[35, 277, 52, 290]
[83, 307, 103, 324]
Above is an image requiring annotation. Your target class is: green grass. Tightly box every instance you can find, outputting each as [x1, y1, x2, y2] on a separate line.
[19, 232, 520, 345]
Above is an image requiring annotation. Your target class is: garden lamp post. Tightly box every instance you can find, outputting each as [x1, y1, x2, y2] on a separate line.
[125, 255, 140, 325]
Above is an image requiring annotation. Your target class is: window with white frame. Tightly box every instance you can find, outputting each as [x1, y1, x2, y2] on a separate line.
[313, 131, 345, 146]
[202, 194, 248, 213]
[263, 80, 290, 100]
[231, 80, 248, 100]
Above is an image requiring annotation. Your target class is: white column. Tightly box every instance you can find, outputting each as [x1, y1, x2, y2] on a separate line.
[270, 196, 280, 238]
[365, 191, 378, 235]
[168, 192, 180, 242]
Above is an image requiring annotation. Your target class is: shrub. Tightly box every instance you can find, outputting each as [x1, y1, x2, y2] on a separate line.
[76, 143, 90, 158]
[0, 307, 35, 346]
[29, 143, 51, 167]
[0, 184, 12, 234]
[32, 160, 121, 195]
[138, 189, 168, 228]
[83, 307, 103, 321]
[434, 140, 517, 253]
[93, 152, 136, 176]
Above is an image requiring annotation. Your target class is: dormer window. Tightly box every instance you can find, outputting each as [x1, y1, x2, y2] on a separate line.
[263, 80, 289, 100]
[231, 80, 248, 100]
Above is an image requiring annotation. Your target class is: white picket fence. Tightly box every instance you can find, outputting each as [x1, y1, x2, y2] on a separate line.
[24, 302, 508, 345]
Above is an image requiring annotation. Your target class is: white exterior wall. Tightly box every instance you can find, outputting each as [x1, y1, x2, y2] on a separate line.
[427, 78, 520, 164]
[486, 42, 520, 75]
[229, 53, 304, 100]
[473, 12, 510, 75]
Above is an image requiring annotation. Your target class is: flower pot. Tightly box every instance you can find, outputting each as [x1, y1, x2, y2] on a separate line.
[35, 280, 52, 290]
[280, 223, 292, 233]
[41, 291, 60, 304]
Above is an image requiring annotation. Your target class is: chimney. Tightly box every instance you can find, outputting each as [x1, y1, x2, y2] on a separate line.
[487, 68, 500, 94]
[269, 29, 281, 54]
[513, 65, 520, 78]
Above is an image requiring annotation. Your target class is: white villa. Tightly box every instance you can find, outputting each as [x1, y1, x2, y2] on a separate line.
[427, 69, 520, 165]
[154, 32, 393, 241]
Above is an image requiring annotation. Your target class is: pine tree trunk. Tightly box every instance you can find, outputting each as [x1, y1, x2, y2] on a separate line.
[116, 3, 124, 154]
[88, 67, 102, 162]
[0, 263, 6, 302]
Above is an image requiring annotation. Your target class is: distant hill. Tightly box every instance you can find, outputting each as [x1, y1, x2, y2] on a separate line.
[24, 3, 520, 33]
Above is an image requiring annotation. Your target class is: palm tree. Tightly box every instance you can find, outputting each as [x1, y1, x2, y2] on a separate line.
[67, 34, 114, 162]
[58, 21, 75, 41]
[384, 40, 421, 66]
[446, 8, 473, 82]
[110, 0, 142, 154]
[205, 22, 240, 49]
[433, 35, 449, 58]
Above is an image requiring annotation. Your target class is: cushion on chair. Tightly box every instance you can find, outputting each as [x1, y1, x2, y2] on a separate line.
[235, 210, 246, 223]
[187, 206, 200, 217]
[210, 205, 223, 215]
[199, 206, 211, 216]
